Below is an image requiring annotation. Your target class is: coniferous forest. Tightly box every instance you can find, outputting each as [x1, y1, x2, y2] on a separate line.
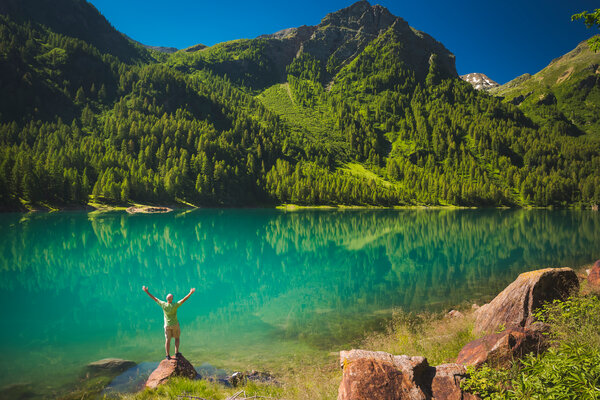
[1, 0, 599, 210]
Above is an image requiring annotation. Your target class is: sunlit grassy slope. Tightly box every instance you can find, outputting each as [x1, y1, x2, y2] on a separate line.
[257, 83, 339, 141]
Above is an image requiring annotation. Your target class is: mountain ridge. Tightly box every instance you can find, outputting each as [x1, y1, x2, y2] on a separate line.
[169, 0, 456, 90]
[0, 0, 599, 211]
[490, 36, 600, 135]
[122, 34, 178, 54]
[0, 0, 152, 63]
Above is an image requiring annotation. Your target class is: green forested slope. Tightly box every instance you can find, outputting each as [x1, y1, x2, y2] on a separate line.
[0, 0, 153, 64]
[0, 0, 599, 210]
[490, 37, 600, 135]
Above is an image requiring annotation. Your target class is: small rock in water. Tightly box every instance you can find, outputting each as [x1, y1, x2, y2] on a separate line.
[87, 358, 136, 374]
[228, 371, 246, 387]
[247, 370, 277, 384]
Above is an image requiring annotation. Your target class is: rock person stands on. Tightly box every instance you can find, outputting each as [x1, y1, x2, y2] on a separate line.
[142, 286, 195, 359]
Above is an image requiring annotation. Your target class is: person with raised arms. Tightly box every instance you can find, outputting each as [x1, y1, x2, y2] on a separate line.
[142, 286, 195, 360]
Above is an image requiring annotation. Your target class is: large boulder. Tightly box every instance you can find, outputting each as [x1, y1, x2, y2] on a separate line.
[457, 326, 547, 368]
[473, 268, 578, 335]
[338, 358, 408, 400]
[588, 260, 600, 286]
[86, 358, 136, 374]
[145, 356, 197, 389]
[340, 350, 429, 400]
[428, 363, 480, 400]
[338, 349, 480, 400]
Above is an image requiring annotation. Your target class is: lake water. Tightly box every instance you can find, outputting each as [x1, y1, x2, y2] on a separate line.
[1, 209, 599, 394]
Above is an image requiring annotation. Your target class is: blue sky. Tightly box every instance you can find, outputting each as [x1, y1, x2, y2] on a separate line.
[88, 0, 598, 84]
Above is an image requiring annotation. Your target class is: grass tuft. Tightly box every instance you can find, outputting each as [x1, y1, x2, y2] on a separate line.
[120, 378, 283, 400]
[360, 309, 477, 365]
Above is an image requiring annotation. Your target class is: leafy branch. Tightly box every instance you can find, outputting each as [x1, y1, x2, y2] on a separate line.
[571, 9, 600, 52]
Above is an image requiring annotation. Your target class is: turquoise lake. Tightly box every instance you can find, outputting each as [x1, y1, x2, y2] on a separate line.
[1, 209, 599, 394]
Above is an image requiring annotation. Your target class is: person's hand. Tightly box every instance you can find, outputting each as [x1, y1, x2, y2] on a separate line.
[190, 288, 196, 294]
[143, 286, 148, 292]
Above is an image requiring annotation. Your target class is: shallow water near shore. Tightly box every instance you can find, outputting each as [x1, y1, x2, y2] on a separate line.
[1, 209, 599, 395]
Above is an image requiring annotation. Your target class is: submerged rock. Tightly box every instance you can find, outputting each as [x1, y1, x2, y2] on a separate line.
[457, 326, 548, 368]
[102, 362, 158, 395]
[338, 349, 479, 400]
[87, 358, 136, 374]
[145, 355, 197, 389]
[473, 267, 578, 335]
[0, 383, 36, 400]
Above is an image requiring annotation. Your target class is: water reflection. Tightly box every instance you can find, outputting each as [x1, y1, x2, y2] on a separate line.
[0, 209, 599, 390]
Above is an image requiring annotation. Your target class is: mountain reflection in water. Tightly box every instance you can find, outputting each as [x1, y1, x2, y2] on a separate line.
[0, 209, 598, 389]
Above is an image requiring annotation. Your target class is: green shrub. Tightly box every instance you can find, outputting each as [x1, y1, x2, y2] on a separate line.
[461, 365, 512, 399]
[463, 342, 600, 399]
[534, 295, 600, 349]
[512, 342, 600, 399]
[462, 295, 600, 399]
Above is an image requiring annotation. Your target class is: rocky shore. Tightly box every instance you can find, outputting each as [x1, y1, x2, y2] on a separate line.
[7, 262, 598, 400]
[336, 266, 595, 400]
[125, 263, 598, 399]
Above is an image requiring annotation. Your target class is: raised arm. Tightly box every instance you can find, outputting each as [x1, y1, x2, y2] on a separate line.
[142, 286, 160, 303]
[178, 288, 196, 304]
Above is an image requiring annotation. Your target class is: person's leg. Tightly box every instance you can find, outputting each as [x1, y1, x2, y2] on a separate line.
[165, 327, 172, 358]
[174, 324, 181, 355]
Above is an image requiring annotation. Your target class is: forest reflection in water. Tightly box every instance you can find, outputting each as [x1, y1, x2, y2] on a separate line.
[0, 209, 599, 389]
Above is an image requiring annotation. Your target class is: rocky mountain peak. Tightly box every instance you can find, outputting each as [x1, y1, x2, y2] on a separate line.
[258, 25, 316, 41]
[240, 1, 456, 88]
[460, 73, 499, 91]
[320, 1, 398, 35]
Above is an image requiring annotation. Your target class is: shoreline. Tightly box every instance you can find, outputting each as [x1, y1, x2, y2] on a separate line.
[6, 262, 594, 400]
[2, 201, 597, 213]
